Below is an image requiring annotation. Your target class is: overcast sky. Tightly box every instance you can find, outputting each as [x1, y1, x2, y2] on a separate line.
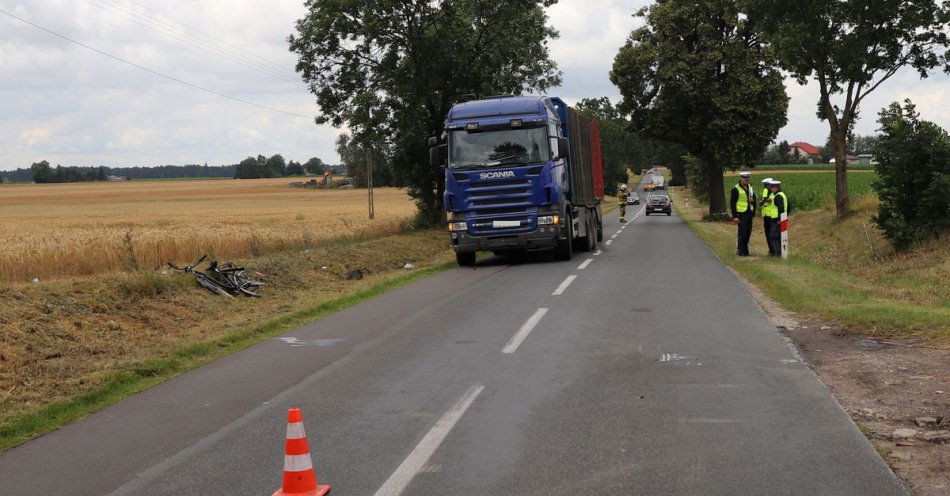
[1, 0, 948, 170]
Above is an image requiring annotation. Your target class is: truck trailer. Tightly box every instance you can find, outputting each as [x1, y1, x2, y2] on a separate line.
[429, 95, 605, 266]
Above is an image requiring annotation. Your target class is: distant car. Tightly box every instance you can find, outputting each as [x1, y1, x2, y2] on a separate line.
[645, 194, 672, 216]
[644, 181, 656, 192]
[653, 175, 665, 190]
[626, 192, 640, 205]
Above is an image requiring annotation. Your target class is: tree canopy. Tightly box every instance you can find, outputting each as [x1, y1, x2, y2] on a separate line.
[289, 0, 561, 223]
[745, 0, 950, 217]
[611, 0, 788, 215]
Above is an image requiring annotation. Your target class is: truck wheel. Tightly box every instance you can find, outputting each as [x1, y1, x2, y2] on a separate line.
[587, 216, 597, 251]
[456, 252, 476, 267]
[596, 213, 604, 242]
[574, 215, 591, 252]
[555, 215, 573, 261]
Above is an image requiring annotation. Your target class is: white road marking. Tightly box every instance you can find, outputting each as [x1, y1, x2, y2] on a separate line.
[276, 337, 346, 347]
[373, 383, 484, 496]
[610, 234, 618, 240]
[594, 250, 602, 256]
[502, 308, 548, 353]
[605, 240, 613, 246]
[577, 258, 594, 270]
[552, 275, 577, 296]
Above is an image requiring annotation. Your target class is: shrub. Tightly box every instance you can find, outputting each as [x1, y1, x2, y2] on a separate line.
[873, 100, 950, 251]
[684, 154, 710, 203]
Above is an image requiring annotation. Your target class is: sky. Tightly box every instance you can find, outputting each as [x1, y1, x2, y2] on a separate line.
[1, 0, 948, 170]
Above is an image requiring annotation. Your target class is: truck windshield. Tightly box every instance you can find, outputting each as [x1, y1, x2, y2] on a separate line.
[448, 127, 550, 169]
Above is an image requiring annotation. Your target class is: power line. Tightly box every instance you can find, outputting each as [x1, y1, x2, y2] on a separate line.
[0, 8, 315, 120]
[80, 0, 301, 84]
[116, 0, 297, 76]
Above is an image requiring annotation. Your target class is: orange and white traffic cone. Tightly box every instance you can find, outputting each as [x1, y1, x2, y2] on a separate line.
[273, 408, 330, 496]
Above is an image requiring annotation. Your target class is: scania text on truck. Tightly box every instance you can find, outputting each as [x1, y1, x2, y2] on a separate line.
[429, 95, 605, 266]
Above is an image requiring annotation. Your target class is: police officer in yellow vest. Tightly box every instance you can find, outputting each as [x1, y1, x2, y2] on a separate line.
[759, 177, 774, 253]
[730, 171, 756, 256]
[764, 180, 789, 257]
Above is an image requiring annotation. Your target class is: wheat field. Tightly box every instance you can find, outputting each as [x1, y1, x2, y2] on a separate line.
[0, 178, 417, 281]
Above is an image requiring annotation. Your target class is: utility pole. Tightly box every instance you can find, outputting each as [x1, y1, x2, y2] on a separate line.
[367, 144, 375, 220]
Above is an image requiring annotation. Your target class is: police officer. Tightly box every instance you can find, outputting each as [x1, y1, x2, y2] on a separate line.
[730, 171, 756, 256]
[759, 177, 774, 253]
[765, 180, 790, 257]
[618, 184, 629, 223]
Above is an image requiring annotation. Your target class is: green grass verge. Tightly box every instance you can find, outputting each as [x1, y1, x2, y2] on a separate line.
[673, 200, 949, 342]
[0, 262, 454, 451]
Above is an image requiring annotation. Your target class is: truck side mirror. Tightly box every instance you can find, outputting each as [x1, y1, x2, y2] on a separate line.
[429, 143, 447, 169]
[557, 137, 570, 160]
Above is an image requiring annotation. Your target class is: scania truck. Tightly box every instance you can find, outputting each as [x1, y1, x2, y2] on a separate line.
[429, 95, 605, 266]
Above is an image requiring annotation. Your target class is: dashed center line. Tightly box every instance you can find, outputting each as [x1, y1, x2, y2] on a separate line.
[605, 239, 613, 246]
[373, 383, 484, 496]
[502, 308, 548, 353]
[594, 249, 603, 256]
[552, 275, 577, 295]
[577, 258, 594, 270]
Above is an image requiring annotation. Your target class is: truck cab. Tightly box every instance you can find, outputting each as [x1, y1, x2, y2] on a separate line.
[431, 95, 603, 266]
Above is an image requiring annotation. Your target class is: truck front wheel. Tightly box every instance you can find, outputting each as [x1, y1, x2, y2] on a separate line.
[555, 215, 573, 261]
[456, 252, 476, 267]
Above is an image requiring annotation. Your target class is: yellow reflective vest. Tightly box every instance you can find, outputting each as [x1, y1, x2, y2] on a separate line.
[733, 184, 753, 213]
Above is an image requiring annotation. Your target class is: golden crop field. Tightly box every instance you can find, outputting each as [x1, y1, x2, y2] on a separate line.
[0, 178, 417, 282]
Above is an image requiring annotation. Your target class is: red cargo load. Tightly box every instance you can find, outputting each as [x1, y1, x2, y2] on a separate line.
[588, 120, 604, 200]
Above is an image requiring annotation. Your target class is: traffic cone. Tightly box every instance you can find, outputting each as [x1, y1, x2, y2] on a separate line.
[273, 408, 330, 496]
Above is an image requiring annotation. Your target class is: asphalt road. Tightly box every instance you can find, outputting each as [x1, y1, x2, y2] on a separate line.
[0, 177, 905, 496]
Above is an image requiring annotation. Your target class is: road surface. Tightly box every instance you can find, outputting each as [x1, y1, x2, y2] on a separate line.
[0, 178, 905, 496]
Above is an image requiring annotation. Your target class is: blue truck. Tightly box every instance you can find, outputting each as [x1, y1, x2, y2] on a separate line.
[429, 95, 605, 266]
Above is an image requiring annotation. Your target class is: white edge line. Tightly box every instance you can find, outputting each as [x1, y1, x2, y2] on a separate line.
[577, 258, 594, 270]
[502, 308, 548, 353]
[552, 274, 577, 296]
[373, 383, 485, 496]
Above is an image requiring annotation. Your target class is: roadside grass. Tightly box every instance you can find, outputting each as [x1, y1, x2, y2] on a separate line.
[672, 183, 949, 345]
[0, 230, 454, 450]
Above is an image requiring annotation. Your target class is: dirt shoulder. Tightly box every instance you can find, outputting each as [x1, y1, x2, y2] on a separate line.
[749, 284, 949, 495]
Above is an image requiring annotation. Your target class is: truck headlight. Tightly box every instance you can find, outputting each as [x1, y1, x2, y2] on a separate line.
[448, 222, 467, 232]
[537, 215, 559, 226]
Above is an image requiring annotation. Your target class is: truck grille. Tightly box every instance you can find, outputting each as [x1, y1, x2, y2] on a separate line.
[462, 178, 534, 216]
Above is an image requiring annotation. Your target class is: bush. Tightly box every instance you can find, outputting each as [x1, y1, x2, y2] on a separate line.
[873, 100, 950, 251]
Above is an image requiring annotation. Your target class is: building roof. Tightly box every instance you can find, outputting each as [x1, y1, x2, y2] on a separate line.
[789, 141, 820, 155]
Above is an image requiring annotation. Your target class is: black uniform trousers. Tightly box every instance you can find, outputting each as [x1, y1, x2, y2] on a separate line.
[767, 217, 782, 257]
[763, 216, 774, 255]
[736, 211, 753, 256]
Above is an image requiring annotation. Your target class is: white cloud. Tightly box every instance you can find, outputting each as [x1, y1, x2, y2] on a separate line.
[1, 0, 947, 170]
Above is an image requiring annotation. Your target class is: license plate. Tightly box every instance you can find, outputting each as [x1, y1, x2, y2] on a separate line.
[492, 220, 521, 228]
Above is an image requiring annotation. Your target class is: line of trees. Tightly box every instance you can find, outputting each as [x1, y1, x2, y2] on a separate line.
[610, 0, 949, 219]
[2, 162, 238, 183]
[232, 154, 327, 179]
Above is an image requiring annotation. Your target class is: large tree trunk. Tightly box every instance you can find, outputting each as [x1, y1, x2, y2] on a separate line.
[706, 161, 727, 217]
[831, 127, 850, 218]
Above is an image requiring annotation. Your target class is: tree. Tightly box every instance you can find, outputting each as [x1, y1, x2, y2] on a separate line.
[872, 100, 950, 250]
[263, 154, 287, 178]
[287, 160, 305, 176]
[289, 0, 561, 224]
[30, 160, 52, 183]
[610, 0, 788, 216]
[234, 156, 262, 179]
[304, 157, 325, 175]
[746, 0, 950, 218]
[850, 135, 881, 156]
[777, 140, 790, 157]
